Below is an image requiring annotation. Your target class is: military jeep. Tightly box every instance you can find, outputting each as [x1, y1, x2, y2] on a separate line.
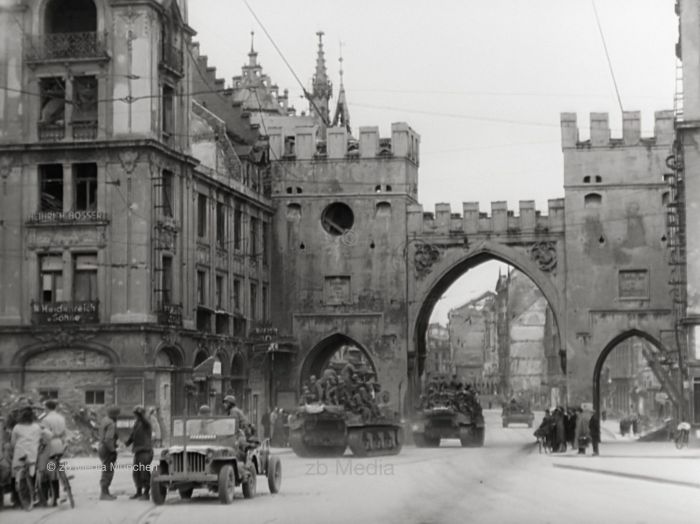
[151, 416, 282, 505]
[501, 402, 534, 428]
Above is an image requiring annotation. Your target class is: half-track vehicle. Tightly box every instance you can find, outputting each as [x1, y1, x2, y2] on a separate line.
[501, 401, 534, 428]
[289, 404, 403, 458]
[151, 416, 281, 505]
[411, 405, 485, 447]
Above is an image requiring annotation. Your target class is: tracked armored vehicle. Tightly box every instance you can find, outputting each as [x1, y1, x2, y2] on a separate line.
[412, 404, 485, 447]
[289, 404, 403, 458]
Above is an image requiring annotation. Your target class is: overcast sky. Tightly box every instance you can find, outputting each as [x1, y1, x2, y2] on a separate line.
[188, 0, 678, 322]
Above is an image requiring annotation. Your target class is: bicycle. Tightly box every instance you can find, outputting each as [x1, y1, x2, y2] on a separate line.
[675, 421, 690, 449]
[14, 456, 35, 511]
[44, 454, 74, 508]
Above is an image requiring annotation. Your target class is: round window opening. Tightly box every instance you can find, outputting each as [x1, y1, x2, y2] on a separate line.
[321, 202, 354, 236]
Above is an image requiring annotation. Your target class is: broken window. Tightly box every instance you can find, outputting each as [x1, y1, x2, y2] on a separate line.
[45, 0, 97, 33]
[39, 164, 64, 212]
[250, 282, 257, 320]
[39, 78, 66, 139]
[234, 202, 242, 250]
[74, 163, 97, 212]
[162, 170, 174, 217]
[73, 253, 97, 302]
[162, 84, 175, 142]
[197, 193, 207, 238]
[216, 201, 226, 247]
[162, 255, 173, 305]
[250, 217, 258, 256]
[40, 255, 64, 303]
[72, 76, 97, 122]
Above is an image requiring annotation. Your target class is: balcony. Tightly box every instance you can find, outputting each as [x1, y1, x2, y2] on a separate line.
[157, 303, 183, 327]
[26, 210, 109, 226]
[160, 44, 184, 75]
[72, 120, 98, 140]
[38, 123, 65, 142]
[26, 32, 108, 63]
[31, 300, 99, 324]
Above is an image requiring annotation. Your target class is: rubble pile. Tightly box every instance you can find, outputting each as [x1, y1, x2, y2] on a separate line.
[0, 389, 101, 457]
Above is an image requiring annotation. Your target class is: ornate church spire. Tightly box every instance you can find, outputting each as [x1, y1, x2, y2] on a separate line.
[309, 31, 332, 127]
[332, 41, 351, 133]
[248, 30, 257, 67]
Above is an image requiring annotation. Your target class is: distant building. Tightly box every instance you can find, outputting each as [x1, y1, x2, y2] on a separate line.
[425, 323, 451, 376]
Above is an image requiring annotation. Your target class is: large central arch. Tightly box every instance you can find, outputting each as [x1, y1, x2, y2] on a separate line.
[409, 242, 566, 409]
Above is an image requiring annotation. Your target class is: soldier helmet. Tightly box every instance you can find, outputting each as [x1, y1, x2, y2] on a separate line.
[198, 404, 212, 415]
[223, 395, 236, 405]
[44, 399, 58, 410]
[133, 405, 145, 415]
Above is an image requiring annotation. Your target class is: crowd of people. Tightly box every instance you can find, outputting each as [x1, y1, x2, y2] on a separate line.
[533, 404, 601, 455]
[418, 374, 483, 418]
[298, 367, 392, 422]
[261, 408, 291, 447]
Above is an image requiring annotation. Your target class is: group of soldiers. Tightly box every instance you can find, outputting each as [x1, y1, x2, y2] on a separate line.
[299, 367, 390, 421]
[418, 374, 483, 417]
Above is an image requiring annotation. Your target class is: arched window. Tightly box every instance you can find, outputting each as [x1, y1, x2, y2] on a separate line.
[286, 203, 301, 221]
[583, 176, 591, 183]
[584, 193, 602, 207]
[375, 201, 392, 218]
[595, 175, 602, 183]
[45, 0, 97, 33]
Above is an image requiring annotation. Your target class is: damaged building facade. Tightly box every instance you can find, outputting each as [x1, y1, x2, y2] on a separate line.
[0, 0, 273, 437]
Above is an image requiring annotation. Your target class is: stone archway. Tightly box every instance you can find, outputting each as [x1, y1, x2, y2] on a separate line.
[299, 333, 377, 391]
[592, 329, 679, 419]
[409, 244, 565, 411]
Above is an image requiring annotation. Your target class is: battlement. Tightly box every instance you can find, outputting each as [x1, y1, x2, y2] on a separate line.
[560, 111, 674, 149]
[407, 200, 565, 235]
[268, 123, 420, 164]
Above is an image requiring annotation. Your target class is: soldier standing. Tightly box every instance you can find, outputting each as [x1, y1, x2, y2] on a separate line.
[125, 406, 153, 500]
[38, 399, 66, 506]
[98, 406, 120, 500]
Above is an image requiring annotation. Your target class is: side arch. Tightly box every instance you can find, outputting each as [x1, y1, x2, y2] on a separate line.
[299, 333, 377, 391]
[11, 340, 120, 368]
[592, 329, 672, 415]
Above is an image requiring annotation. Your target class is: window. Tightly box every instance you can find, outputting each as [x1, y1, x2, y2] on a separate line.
[584, 193, 602, 208]
[162, 84, 174, 142]
[39, 389, 58, 401]
[72, 76, 97, 138]
[583, 176, 591, 183]
[262, 284, 268, 322]
[74, 163, 97, 212]
[233, 278, 241, 310]
[216, 201, 226, 247]
[234, 202, 242, 250]
[39, 78, 66, 136]
[162, 255, 173, 305]
[39, 165, 64, 212]
[162, 170, 174, 217]
[250, 282, 257, 320]
[85, 390, 105, 405]
[197, 194, 207, 238]
[40, 255, 64, 303]
[262, 222, 269, 266]
[197, 270, 206, 305]
[73, 253, 97, 302]
[250, 217, 258, 256]
[321, 202, 354, 235]
[215, 274, 224, 309]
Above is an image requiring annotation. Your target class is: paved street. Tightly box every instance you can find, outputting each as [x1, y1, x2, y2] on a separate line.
[5, 410, 700, 524]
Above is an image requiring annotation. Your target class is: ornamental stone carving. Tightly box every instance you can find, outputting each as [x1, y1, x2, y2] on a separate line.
[528, 241, 557, 272]
[414, 243, 441, 277]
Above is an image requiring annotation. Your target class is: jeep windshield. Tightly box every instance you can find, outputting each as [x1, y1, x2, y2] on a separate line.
[171, 416, 238, 444]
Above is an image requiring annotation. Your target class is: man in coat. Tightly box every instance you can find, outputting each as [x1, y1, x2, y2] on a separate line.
[589, 410, 601, 456]
[125, 405, 153, 500]
[574, 403, 595, 455]
[38, 399, 66, 505]
[98, 406, 120, 500]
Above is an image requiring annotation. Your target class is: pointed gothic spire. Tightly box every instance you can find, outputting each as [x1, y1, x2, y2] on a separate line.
[332, 40, 351, 133]
[309, 31, 332, 126]
[248, 30, 258, 67]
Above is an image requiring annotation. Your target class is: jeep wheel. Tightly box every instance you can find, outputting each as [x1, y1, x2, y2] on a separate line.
[218, 465, 235, 504]
[242, 465, 257, 499]
[151, 466, 167, 505]
[266, 455, 282, 494]
[178, 488, 193, 499]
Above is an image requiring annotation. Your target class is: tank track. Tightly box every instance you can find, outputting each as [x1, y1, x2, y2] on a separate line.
[347, 425, 403, 457]
[289, 429, 347, 458]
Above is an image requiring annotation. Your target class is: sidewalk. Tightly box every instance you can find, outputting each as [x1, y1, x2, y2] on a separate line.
[546, 441, 700, 488]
